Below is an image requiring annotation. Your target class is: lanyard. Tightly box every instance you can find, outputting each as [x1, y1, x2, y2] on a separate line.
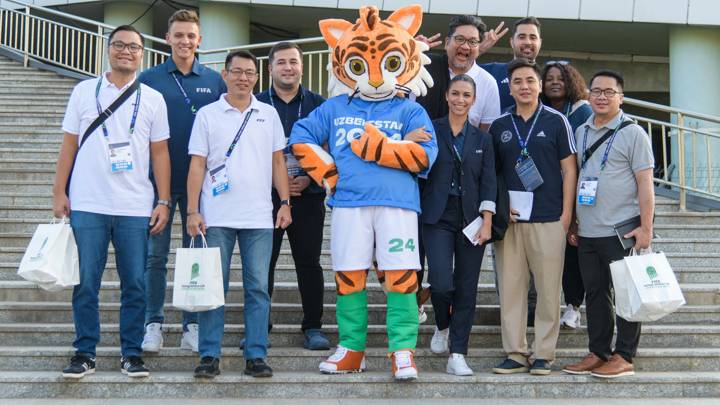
[581, 115, 625, 172]
[269, 86, 303, 120]
[171, 72, 197, 115]
[511, 104, 542, 163]
[225, 109, 255, 158]
[95, 77, 141, 138]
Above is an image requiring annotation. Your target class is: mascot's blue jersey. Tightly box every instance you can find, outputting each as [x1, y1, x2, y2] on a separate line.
[289, 95, 437, 213]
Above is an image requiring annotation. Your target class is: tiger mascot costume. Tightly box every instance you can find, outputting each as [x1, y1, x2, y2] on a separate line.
[288, 4, 437, 380]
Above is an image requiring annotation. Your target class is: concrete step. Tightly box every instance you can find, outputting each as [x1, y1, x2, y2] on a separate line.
[0, 322, 717, 354]
[0, 148, 60, 160]
[0, 117, 63, 125]
[0, 281, 717, 306]
[0, 371, 717, 399]
[654, 211, 720, 225]
[0, 345, 718, 373]
[0, 168, 57, 181]
[0, 300, 716, 328]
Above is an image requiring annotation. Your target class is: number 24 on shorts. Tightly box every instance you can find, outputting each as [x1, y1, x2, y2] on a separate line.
[388, 238, 415, 253]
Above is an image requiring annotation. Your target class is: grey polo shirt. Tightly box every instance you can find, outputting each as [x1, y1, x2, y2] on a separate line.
[575, 110, 655, 238]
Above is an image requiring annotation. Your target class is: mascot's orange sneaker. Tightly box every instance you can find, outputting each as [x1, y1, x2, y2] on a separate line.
[319, 346, 366, 374]
[391, 350, 418, 380]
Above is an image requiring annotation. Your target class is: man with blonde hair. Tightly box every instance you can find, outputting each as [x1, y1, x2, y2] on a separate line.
[139, 9, 226, 353]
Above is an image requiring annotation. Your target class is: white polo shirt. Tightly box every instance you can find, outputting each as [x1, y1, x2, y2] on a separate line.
[61, 73, 170, 217]
[450, 62, 501, 126]
[188, 94, 286, 229]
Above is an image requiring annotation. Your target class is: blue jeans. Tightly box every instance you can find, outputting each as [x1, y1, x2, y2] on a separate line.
[200, 227, 272, 360]
[145, 193, 198, 330]
[70, 211, 149, 358]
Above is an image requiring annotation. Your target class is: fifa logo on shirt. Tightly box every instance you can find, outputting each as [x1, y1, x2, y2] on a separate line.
[191, 262, 200, 280]
[501, 130, 513, 143]
[196, 88, 212, 94]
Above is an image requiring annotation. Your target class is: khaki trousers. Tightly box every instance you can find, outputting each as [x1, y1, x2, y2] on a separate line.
[495, 221, 566, 364]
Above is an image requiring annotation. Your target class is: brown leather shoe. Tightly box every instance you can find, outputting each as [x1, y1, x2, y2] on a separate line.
[563, 353, 606, 375]
[591, 354, 635, 378]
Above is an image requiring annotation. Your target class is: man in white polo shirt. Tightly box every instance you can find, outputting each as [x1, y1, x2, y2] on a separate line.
[186, 50, 291, 379]
[52, 25, 171, 379]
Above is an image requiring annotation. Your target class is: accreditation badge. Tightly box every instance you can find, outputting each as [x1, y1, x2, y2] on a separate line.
[108, 142, 134, 173]
[209, 164, 230, 197]
[515, 157, 544, 192]
[285, 152, 302, 177]
[578, 176, 599, 206]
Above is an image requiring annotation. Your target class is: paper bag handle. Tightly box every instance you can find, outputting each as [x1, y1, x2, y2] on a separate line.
[189, 233, 209, 249]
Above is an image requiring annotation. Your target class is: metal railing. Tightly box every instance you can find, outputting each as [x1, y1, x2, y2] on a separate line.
[2, 0, 720, 209]
[625, 97, 720, 210]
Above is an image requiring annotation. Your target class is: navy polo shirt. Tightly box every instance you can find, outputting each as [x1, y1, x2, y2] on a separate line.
[256, 85, 325, 194]
[480, 61, 515, 112]
[139, 58, 226, 194]
[490, 104, 576, 222]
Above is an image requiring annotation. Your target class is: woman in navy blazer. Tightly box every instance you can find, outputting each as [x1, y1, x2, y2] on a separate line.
[420, 75, 497, 376]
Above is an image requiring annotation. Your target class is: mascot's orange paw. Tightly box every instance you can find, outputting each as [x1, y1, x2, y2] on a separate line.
[351, 123, 429, 173]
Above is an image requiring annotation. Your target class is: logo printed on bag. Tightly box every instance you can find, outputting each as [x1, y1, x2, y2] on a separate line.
[29, 237, 49, 261]
[646, 266, 658, 280]
[191, 262, 200, 280]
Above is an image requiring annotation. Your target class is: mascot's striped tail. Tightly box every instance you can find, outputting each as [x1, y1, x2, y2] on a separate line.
[291, 143, 338, 193]
[351, 123, 429, 173]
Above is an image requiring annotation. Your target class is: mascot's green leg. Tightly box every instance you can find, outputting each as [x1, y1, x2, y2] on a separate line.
[386, 292, 419, 352]
[336, 290, 368, 352]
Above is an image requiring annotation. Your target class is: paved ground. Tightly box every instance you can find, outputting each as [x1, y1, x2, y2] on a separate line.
[3, 399, 719, 405]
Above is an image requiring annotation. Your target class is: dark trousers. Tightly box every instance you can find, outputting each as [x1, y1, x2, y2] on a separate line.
[562, 243, 585, 307]
[423, 196, 485, 355]
[268, 191, 326, 331]
[578, 235, 641, 363]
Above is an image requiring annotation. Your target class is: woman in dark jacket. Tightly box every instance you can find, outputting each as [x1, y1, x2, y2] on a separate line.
[420, 75, 496, 376]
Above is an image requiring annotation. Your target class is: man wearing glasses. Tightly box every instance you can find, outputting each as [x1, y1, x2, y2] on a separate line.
[54, 25, 171, 379]
[564, 70, 654, 378]
[186, 50, 291, 379]
[418, 15, 501, 131]
[138, 9, 226, 355]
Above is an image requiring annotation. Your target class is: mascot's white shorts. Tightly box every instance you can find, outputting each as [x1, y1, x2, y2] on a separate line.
[330, 206, 421, 272]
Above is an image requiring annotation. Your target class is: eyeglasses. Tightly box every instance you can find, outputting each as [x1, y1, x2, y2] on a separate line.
[228, 69, 257, 78]
[589, 88, 622, 98]
[451, 35, 481, 48]
[109, 41, 144, 54]
[545, 60, 570, 65]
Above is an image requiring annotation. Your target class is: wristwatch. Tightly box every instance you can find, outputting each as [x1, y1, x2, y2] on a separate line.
[280, 199, 291, 207]
[157, 199, 171, 208]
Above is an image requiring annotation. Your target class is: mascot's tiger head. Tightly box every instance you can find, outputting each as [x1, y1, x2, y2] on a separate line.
[319, 5, 433, 101]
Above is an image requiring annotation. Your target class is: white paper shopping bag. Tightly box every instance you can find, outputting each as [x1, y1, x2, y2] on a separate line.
[18, 218, 79, 291]
[172, 234, 224, 312]
[610, 250, 685, 322]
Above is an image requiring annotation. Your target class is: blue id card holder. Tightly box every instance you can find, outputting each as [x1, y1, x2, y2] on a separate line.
[209, 164, 230, 196]
[515, 157, 544, 192]
[578, 176, 599, 206]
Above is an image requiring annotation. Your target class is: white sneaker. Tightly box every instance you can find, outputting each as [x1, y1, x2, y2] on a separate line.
[141, 323, 163, 353]
[447, 353, 473, 376]
[430, 327, 449, 354]
[180, 323, 199, 352]
[391, 350, 418, 380]
[561, 305, 582, 329]
[418, 305, 428, 324]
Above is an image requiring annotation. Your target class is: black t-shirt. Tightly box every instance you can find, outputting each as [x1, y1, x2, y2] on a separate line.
[489, 104, 576, 222]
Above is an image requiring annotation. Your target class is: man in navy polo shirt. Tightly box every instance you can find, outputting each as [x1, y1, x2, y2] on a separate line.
[481, 17, 543, 112]
[489, 59, 577, 376]
[139, 9, 226, 353]
[255, 42, 329, 350]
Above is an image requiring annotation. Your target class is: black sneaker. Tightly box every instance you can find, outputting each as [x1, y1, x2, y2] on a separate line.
[62, 354, 96, 379]
[244, 358, 273, 378]
[530, 359, 552, 375]
[194, 356, 221, 379]
[120, 356, 149, 378]
[492, 358, 529, 374]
